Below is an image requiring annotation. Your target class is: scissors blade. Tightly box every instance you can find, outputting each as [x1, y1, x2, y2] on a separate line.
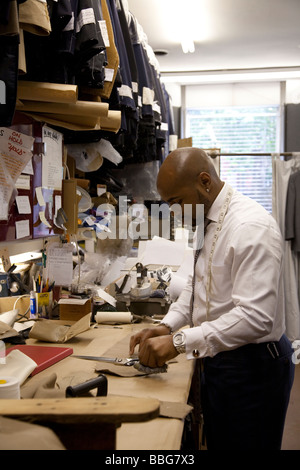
[72, 355, 137, 366]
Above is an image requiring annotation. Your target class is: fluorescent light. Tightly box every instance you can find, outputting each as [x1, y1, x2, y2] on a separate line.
[158, 0, 211, 46]
[161, 69, 300, 84]
[181, 39, 195, 54]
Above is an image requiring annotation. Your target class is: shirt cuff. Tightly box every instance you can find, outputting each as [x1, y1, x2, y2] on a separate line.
[184, 326, 211, 359]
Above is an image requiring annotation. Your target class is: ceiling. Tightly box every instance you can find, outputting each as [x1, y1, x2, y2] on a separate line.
[126, 0, 300, 80]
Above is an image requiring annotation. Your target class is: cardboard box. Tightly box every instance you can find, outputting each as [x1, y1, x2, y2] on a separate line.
[58, 297, 92, 321]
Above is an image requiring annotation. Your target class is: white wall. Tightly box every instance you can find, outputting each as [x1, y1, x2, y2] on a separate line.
[286, 80, 300, 104]
[185, 82, 281, 107]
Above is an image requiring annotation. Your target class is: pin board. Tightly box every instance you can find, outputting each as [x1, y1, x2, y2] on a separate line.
[0, 115, 64, 241]
[0, 124, 35, 241]
[32, 124, 64, 238]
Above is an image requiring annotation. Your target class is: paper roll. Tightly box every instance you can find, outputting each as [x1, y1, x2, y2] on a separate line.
[17, 81, 78, 103]
[23, 113, 101, 131]
[100, 110, 121, 132]
[95, 311, 132, 324]
[0, 376, 20, 399]
[16, 100, 109, 117]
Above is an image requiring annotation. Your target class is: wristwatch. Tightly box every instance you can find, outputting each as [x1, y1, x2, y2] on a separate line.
[173, 331, 186, 354]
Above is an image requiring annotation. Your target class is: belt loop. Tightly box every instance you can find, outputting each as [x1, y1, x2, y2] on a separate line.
[267, 342, 279, 359]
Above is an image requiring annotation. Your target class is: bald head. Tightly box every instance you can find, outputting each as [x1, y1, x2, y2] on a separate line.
[157, 147, 222, 207]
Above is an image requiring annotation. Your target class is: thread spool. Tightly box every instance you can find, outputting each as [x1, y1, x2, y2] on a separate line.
[0, 376, 20, 399]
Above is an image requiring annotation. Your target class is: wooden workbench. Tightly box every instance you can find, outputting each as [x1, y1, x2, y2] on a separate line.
[3, 322, 195, 450]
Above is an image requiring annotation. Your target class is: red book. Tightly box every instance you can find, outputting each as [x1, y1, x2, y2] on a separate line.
[6, 344, 73, 376]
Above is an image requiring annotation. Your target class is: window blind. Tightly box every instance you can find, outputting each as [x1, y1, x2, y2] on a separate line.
[186, 106, 280, 212]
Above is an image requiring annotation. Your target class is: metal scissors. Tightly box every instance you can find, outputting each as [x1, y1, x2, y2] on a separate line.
[72, 355, 168, 374]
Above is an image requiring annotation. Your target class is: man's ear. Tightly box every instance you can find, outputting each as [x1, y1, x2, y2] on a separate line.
[197, 171, 211, 188]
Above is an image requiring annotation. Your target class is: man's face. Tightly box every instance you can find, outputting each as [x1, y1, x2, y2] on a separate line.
[158, 183, 206, 227]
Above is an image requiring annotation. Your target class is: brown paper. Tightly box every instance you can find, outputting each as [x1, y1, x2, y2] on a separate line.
[0, 320, 19, 340]
[19, 0, 51, 36]
[99, 110, 121, 132]
[17, 81, 78, 103]
[23, 113, 101, 131]
[42, 113, 99, 128]
[28, 314, 90, 343]
[159, 401, 193, 419]
[99, 0, 119, 99]
[16, 100, 109, 118]
[21, 372, 64, 399]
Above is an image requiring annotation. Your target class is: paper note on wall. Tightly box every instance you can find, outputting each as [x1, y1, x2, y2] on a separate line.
[16, 195, 31, 214]
[46, 242, 74, 286]
[42, 126, 63, 190]
[15, 219, 30, 239]
[0, 127, 34, 220]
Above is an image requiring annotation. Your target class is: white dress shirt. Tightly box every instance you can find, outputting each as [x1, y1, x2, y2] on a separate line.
[162, 182, 286, 358]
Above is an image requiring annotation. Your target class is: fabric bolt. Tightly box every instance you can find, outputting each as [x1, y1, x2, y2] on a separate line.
[74, 0, 106, 73]
[0, 36, 19, 126]
[21, 0, 74, 83]
[0, 0, 19, 126]
[18, 29, 26, 74]
[75, 0, 107, 88]
[107, 0, 135, 114]
[127, 12, 157, 162]
[128, 13, 153, 119]
[58, 0, 79, 57]
[19, 0, 52, 36]
[0, 1, 12, 25]
[272, 155, 300, 342]
[285, 170, 300, 252]
[99, 0, 119, 99]
[0, 0, 19, 36]
[162, 83, 177, 159]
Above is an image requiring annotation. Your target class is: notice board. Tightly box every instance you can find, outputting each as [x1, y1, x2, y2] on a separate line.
[0, 115, 64, 241]
[0, 125, 34, 241]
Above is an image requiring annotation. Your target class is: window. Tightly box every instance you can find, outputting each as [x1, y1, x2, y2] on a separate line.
[186, 105, 280, 212]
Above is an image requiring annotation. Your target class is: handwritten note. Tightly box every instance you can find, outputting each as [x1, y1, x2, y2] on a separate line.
[0, 128, 34, 220]
[16, 195, 31, 214]
[46, 242, 74, 286]
[42, 126, 63, 190]
[15, 219, 30, 239]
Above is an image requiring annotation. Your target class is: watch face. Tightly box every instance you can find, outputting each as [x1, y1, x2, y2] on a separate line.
[174, 333, 184, 346]
[173, 332, 186, 353]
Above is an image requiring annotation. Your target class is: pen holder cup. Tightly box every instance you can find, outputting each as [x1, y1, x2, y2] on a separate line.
[36, 292, 53, 318]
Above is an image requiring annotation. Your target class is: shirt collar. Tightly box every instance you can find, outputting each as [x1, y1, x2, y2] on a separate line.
[206, 182, 230, 223]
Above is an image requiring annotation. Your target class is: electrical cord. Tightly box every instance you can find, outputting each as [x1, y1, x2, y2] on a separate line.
[13, 294, 30, 321]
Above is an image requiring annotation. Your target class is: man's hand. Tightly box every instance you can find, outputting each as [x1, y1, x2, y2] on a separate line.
[129, 326, 178, 368]
[129, 325, 171, 355]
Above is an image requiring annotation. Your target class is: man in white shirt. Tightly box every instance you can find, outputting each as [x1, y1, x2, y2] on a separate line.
[129, 147, 295, 450]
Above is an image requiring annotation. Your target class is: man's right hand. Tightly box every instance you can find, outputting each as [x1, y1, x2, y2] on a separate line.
[129, 324, 171, 356]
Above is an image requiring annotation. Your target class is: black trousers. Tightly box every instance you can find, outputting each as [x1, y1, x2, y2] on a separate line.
[201, 335, 295, 450]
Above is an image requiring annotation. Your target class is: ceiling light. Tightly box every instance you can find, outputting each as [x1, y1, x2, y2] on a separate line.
[161, 68, 300, 84]
[181, 39, 195, 54]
